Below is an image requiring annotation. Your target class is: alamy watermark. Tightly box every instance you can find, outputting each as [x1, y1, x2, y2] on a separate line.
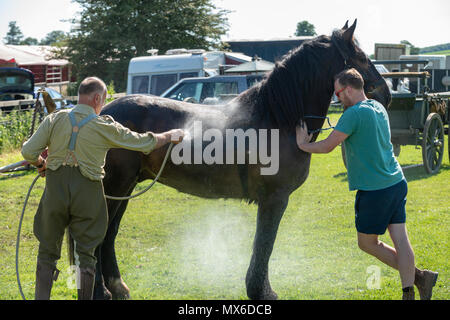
[366, 265, 381, 289]
[170, 121, 280, 175]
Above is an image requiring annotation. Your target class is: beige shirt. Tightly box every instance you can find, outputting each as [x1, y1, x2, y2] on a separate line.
[22, 104, 157, 181]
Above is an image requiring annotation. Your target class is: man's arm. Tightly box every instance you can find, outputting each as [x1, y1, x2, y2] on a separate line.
[296, 124, 348, 154]
[22, 117, 50, 176]
[100, 117, 184, 154]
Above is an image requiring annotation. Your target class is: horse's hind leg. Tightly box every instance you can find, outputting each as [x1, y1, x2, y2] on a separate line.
[246, 194, 288, 300]
[102, 198, 133, 300]
[92, 149, 141, 300]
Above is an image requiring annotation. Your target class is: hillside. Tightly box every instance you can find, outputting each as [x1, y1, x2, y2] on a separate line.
[420, 43, 450, 55]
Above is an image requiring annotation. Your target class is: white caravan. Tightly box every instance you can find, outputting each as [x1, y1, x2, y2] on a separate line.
[126, 50, 251, 96]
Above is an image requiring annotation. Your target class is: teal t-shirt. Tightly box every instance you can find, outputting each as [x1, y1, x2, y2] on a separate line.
[335, 99, 404, 191]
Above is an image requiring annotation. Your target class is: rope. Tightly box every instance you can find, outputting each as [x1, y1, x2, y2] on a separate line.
[104, 143, 174, 200]
[16, 174, 40, 300]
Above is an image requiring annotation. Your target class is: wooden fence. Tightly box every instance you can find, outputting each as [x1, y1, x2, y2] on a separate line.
[0, 93, 126, 111]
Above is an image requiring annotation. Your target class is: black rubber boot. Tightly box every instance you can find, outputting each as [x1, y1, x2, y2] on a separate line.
[35, 261, 59, 300]
[77, 267, 96, 300]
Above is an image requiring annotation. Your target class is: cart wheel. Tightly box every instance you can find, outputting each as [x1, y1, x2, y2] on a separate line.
[422, 113, 444, 174]
[341, 144, 347, 169]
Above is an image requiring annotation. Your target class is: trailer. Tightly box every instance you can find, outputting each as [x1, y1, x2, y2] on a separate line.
[387, 87, 449, 174]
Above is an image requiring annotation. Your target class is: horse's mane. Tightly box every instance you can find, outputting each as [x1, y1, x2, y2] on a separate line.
[243, 29, 365, 132]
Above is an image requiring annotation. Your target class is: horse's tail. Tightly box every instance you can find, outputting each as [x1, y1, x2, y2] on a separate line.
[66, 229, 75, 266]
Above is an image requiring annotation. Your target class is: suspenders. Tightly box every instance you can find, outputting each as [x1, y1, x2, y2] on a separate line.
[63, 111, 97, 166]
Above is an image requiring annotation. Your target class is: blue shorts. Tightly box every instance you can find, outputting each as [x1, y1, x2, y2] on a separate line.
[355, 179, 407, 235]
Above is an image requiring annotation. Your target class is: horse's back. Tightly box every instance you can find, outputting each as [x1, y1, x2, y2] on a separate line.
[100, 94, 249, 199]
[101, 94, 228, 133]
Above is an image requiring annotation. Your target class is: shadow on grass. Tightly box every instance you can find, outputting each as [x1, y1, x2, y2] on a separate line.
[333, 171, 348, 182]
[403, 163, 449, 182]
[333, 163, 449, 183]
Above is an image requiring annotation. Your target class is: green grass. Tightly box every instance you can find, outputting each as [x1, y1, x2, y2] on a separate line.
[0, 112, 448, 300]
[422, 50, 450, 56]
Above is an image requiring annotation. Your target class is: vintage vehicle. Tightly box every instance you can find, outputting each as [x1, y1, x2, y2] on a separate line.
[0, 67, 35, 112]
[161, 74, 264, 105]
[385, 84, 449, 174]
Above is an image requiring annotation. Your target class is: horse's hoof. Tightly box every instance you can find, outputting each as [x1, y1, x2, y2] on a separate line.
[107, 277, 131, 300]
[265, 290, 278, 300]
[247, 288, 278, 300]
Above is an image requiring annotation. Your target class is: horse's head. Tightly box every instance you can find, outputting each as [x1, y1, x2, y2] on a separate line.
[331, 20, 391, 108]
[253, 21, 391, 133]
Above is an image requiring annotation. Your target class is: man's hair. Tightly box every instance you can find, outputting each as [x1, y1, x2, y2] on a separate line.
[78, 77, 106, 97]
[334, 68, 364, 90]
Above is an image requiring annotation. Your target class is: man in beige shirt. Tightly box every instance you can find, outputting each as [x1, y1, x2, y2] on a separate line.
[22, 77, 183, 300]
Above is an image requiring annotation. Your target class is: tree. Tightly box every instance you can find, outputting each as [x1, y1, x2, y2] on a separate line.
[20, 37, 39, 45]
[4, 21, 24, 44]
[295, 20, 317, 36]
[40, 30, 68, 46]
[64, 0, 230, 91]
[400, 40, 420, 55]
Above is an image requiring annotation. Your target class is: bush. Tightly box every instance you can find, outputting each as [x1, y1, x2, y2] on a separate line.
[106, 80, 116, 104]
[0, 110, 34, 154]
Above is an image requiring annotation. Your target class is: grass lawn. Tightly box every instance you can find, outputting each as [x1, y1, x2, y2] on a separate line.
[0, 112, 448, 300]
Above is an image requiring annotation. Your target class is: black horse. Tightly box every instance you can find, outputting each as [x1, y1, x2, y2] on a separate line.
[91, 20, 391, 300]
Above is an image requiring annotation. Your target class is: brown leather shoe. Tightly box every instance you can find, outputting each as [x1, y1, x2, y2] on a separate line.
[414, 267, 438, 300]
[35, 261, 59, 300]
[77, 267, 96, 300]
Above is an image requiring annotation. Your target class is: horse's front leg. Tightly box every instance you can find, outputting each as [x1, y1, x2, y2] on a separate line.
[246, 193, 288, 300]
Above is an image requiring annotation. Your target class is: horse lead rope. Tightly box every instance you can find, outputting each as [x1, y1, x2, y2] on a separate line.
[303, 115, 335, 134]
[104, 142, 174, 200]
[16, 143, 174, 299]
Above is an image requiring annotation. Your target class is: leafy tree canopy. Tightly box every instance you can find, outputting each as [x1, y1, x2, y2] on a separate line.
[295, 20, 317, 36]
[400, 40, 420, 55]
[4, 21, 24, 44]
[40, 30, 68, 46]
[65, 0, 230, 91]
[20, 37, 39, 45]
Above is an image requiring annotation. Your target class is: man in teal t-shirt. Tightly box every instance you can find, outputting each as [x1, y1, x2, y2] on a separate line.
[336, 99, 404, 191]
[295, 68, 438, 300]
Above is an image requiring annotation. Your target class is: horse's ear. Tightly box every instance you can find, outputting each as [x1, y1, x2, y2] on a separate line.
[342, 20, 349, 30]
[342, 19, 357, 42]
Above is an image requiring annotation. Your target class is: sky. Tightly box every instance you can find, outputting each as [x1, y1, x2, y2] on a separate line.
[0, 0, 449, 55]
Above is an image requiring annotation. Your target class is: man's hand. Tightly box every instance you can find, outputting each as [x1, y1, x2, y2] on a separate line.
[169, 129, 185, 144]
[296, 122, 313, 149]
[31, 155, 46, 177]
[37, 160, 46, 177]
[154, 129, 185, 149]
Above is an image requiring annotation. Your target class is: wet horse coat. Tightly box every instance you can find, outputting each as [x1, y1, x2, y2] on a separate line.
[91, 21, 391, 299]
